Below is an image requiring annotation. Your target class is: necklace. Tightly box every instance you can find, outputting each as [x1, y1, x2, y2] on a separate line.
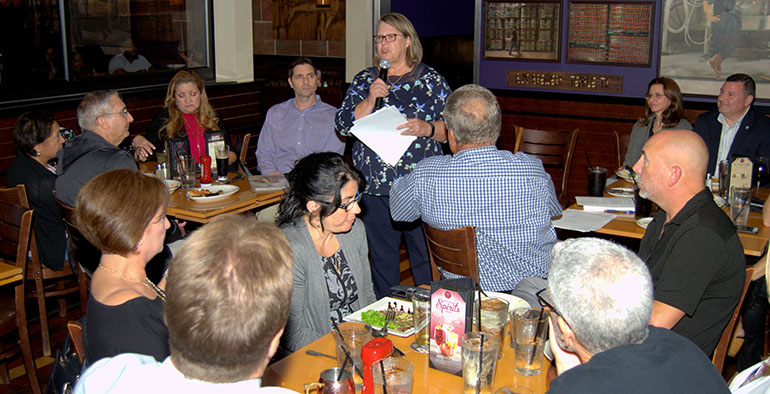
[99, 264, 167, 301]
[182, 114, 203, 156]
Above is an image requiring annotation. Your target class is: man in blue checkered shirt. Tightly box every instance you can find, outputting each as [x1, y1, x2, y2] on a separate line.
[389, 84, 562, 291]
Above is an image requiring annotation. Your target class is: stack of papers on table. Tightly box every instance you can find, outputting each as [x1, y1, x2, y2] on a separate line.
[552, 209, 617, 232]
[349, 106, 416, 167]
[576, 196, 635, 213]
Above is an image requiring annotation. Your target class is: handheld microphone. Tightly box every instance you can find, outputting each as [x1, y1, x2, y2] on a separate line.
[374, 59, 390, 110]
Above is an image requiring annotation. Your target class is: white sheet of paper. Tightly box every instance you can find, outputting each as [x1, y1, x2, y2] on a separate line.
[350, 106, 417, 167]
[552, 209, 617, 232]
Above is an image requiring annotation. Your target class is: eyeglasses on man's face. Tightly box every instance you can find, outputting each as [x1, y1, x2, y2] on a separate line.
[373, 33, 404, 43]
[337, 191, 362, 212]
[99, 108, 130, 119]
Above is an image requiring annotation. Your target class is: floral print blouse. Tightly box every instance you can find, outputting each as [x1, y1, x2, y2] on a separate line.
[335, 63, 451, 195]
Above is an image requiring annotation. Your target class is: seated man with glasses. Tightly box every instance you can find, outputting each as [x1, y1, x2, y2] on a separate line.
[55, 89, 136, 206]
[543, 237, 729, 394]
[390, 84, 561, 292]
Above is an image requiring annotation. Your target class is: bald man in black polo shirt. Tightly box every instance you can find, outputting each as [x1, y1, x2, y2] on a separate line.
[632, 129, 745, 356]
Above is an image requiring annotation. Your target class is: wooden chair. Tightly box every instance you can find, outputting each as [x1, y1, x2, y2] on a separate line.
[513, 126, 579, 207]
[54, 192, 101, 277]
[0, 201, 41, 394]
[239, 132, 258, 174]
[66, 320, 85, 363]
[614, 131, 632, 169]
[421, 223, 479, 283]
[0, 186, 88, 356]
[712, 267, 754, 374]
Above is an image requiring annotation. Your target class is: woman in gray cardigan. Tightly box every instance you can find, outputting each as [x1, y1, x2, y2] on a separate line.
[623, 77, 691, 168]
[278, 153, 377, 352]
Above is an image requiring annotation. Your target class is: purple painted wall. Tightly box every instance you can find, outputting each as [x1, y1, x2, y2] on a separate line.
[478, 0, 661, 98]
[391, 0, 475, 37]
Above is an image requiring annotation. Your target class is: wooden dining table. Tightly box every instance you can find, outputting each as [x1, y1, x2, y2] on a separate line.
[0, 261, 22, 287]
[263, 322, 550, 393]
[566, 180, 770, 256]
[165, 174, 284, 224]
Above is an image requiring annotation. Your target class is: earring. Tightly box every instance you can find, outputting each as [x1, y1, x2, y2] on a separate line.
[137, 240, 143, 247]
[33, 150, 41, 157]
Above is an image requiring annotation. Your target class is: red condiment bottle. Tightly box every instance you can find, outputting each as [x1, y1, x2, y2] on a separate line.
[360, 337, 393, 394]
[199, 155, 212, 186]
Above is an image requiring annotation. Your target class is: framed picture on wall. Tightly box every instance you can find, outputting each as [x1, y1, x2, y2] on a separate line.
[659, 0, 770, 99]
[483, 0, 562, 61]
[566, 1, 655, 66]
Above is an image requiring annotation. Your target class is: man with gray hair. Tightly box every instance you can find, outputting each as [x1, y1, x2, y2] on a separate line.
[545, 238, 729, 394]
[55, 90, 136, 206]
[389, 84, 561, 291]
[74, 216, 297, 393]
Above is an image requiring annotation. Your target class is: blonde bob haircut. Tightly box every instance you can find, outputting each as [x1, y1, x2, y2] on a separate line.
[374, 12, 423, 68]
[74, 169, 169, 256]
[160, 70, 220, 139]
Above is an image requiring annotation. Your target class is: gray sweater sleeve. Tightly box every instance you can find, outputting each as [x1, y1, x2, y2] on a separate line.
[623, 117, 692, 168]
[282, 218, 376, 352]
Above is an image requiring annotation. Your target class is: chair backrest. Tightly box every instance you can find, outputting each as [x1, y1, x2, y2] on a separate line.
[53, 192, 101, 275]
[513, 126, 579, 207]
[712, 267, 754, 373]
[421, 223, 479, 283]
[240, 133, 251, 166]
[614, 131, 631, 169]
[0, 185, 29, 208]
[66, 320, 85, 363]
[0, 201, 32, 269]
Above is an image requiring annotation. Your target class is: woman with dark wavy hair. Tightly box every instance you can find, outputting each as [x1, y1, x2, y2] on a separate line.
[622, 77, 691, 168]
[7, 111, 67, 270]
[278, 152, 376, 352]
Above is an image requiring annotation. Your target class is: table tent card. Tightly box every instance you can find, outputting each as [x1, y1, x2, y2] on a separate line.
[429, 277, 475, 376]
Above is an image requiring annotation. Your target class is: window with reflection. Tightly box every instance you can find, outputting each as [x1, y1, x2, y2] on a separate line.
[0, 0, 212, 105]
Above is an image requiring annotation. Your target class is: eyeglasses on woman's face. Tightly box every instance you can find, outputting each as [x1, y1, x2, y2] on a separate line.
[337, 191, 362, 212]
[373, 33, 404, 43]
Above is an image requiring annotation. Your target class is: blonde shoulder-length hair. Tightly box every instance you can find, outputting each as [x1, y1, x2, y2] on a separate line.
[161, 70, 220, 139]
[374, 13, 423, 68]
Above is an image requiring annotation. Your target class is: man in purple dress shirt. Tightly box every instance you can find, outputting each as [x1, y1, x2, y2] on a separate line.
[256, 58, 344, 175]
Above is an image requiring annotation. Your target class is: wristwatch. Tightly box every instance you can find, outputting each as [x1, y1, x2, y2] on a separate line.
[428, 122, 435, 138]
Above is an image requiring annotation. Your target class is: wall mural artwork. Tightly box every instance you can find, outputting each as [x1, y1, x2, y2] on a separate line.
[659, 0, 770, 99]
[272, 0, 346, 41]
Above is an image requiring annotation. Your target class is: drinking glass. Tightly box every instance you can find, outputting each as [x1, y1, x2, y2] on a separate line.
[372, 357, 414, 394]
[332, 322, 372, 391]
[410, 289, 431, 353]
[461, 332, 499, 394]
[479, 297, 509, 359]
[510, 308, 547, 376]
[215, 145, 229, 183]
[587, 167, 607, 196]
[753, 157, 770, 197]
[730, 186, 751, 228]
[178, 155, 196, 190]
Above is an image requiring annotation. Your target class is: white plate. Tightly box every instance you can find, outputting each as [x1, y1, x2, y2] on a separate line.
[343, 297, 414, 337]
[616, 169, 636, 183]
[714, 195, 726, 207]
[606, 187, 635, 198]
[636, 217, 653, 229]
[187, 185, 239, 203]
[163, 179, 181, 193]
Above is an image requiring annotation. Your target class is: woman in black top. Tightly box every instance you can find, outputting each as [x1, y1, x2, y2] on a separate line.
[75, 169, 171, 363]
[7, 111, 67, 270]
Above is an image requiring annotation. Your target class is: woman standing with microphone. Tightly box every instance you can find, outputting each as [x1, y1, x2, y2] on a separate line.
[335, 12, 451, 298]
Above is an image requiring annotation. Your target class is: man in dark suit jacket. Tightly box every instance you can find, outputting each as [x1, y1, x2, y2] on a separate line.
[694, 73, 770, 174]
